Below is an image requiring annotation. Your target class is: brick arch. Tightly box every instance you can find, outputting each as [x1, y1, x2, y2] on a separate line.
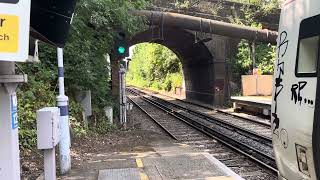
[130, 27, 215, 105]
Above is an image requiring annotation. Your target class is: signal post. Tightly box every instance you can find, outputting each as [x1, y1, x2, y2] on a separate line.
[112, 32, 129, 128]
[0, 0, 31, 179]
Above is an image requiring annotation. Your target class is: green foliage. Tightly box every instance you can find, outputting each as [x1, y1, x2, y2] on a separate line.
[163, 73, 183, 91]
[18, 63, 56, 150]
[230, 0, 280, 10]
[228, 0, 280, 26]
[175, 0, 191, 9]
[18, 0, 148, 149]
[230, 4, 277, 83]
[127, 43, 183, 92]
[64, 0, 148, 108]
[89, 116, 117, 135]
[69, 99, 87, 137]
[232, 40, 276, 80]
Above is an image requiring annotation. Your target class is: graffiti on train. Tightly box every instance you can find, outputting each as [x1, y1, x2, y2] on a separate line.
[291, 81, 314, 106]
[272, 31, 289, 136]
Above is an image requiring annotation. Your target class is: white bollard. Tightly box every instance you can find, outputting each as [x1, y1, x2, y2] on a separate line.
[104, 106, 113, 124]
[57, 48, 71, 174]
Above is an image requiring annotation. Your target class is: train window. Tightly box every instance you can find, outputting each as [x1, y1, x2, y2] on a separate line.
[297, 36, 319, 74]
[296, 14, 320, 77]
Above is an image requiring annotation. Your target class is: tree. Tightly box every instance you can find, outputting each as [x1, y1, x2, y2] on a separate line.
[127, 43, 183, 91]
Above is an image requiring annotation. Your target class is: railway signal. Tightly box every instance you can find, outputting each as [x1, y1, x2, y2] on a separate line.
[114, 32, 129, 59]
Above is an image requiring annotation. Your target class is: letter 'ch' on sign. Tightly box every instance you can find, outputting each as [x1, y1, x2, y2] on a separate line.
[0, 15, 19, 53]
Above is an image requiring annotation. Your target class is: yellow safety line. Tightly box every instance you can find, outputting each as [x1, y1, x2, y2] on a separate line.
[136, 158, 144, 168]
[140, 172, 149, 180]
[136, 158, 149, 180]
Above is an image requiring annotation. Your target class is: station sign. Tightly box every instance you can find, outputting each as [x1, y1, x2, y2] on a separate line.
[0, 0, 31, 62]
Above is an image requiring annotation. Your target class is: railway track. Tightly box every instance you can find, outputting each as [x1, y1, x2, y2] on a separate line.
[130, 87, 272, 138]
[127, 88, 278, 180]
[129, 86, 271, 127]
[176, 97, 271, 128]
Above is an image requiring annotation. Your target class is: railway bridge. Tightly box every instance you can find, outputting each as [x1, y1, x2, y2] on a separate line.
[112, 4, 279, 106]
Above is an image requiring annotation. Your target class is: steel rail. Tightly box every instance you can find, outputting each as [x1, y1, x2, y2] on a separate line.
[177, 98, 271, 128]
[128, 89, 278, 173]
[129, 86, 271, 127]
[148, 94, 272, 143]
[127, 96, 179, 140]
[141, 94, 274, 159]
[129, 88, 272, 143]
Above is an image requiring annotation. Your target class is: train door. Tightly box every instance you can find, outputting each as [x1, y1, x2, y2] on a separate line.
[312, 14, 320, 179]
[296, 14, 320, 179]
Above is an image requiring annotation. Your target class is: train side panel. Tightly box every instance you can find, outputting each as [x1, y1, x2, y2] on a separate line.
[272, 1, 320, 179]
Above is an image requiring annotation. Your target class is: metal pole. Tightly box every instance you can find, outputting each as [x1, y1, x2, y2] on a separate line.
[44, 148, 56, 180]
[119, 66, 123, 126]
[0, 62, 25, 180]
[57, 48, 71, 174]
[122, 66, 127, 128]
[252, 41, 256, 70]
[119, 64, 127, 129]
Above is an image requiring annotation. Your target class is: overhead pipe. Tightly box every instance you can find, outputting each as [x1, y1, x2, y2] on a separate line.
[130, 10, 278, 44]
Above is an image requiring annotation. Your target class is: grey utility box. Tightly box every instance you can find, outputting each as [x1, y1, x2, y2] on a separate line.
[37, 107, 60, 149]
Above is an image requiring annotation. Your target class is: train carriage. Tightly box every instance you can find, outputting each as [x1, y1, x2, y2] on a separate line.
[272, 0, 320, 179]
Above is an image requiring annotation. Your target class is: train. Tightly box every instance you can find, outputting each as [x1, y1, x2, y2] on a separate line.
[272, 0, 320, 179]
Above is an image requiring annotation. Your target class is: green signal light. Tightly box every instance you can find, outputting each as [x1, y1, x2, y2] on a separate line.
[118, 46, 126, 54]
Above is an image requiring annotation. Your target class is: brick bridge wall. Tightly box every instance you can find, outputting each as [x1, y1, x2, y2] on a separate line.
[150, 0, 280, 30]
[112, 1, 280, 106]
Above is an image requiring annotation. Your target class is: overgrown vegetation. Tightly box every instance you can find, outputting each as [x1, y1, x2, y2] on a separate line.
[230, 1, 278, 84]
[18, 0, 149, 149]
[126, 43, 183, 92]
[232, 40, 276, 79]
[230, 0, 280, 11]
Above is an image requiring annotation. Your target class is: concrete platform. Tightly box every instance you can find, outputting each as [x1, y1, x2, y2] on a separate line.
[231, 96, 272, 116]
[97, 142, 243, 180]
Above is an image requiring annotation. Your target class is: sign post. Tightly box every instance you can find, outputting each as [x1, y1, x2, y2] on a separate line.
[119, 63, 127, 128]
[0, 1, 30, 179]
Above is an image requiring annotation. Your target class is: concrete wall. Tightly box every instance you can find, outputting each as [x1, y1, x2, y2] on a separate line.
[242, 75, 273, 96]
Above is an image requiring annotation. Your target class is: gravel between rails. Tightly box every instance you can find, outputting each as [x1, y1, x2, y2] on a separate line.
[129, 86, 271, 126]
[127, 92, 277, 180]
[131, 87, 272, 139]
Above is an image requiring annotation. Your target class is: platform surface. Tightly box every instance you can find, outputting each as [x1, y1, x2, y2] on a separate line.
[231, 96, 272, 106]
[97, 142, 243, 180]
[98, 168, 141, 180]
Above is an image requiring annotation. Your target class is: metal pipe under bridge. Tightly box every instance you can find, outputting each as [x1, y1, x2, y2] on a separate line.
[130, 10, 278, 44]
